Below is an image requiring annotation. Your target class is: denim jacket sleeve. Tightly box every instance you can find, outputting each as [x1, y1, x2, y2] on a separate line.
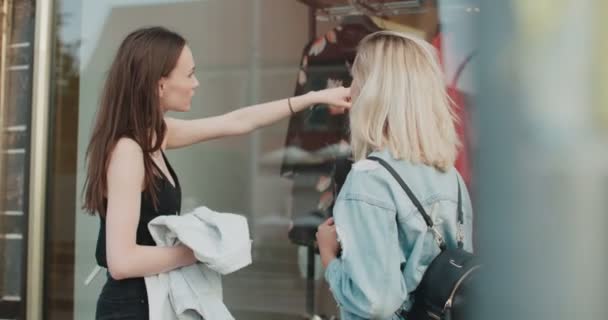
[325, 179, 408, 319]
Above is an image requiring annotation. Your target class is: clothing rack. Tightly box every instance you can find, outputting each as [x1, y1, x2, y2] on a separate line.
[300, 0, 429, 46]
[299, 0, 424, 22]
[299, 0, 480, 40]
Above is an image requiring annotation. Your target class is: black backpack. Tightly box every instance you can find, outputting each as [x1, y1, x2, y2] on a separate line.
[368, 156, 480, 320]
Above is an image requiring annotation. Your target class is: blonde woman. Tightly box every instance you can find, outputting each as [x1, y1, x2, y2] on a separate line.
[316, 31, 474, 319]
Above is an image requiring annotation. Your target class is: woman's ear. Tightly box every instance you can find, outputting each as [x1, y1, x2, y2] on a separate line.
[158, 78, 165, 98]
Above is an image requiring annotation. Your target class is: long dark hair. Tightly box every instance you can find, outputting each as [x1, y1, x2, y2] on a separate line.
[83, 26, 186, 216]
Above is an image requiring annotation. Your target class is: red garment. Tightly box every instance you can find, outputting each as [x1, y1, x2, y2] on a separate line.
[432, 33, 473, 188]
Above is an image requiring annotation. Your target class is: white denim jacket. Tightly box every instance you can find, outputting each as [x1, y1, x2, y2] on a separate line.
[145, 206, 252, 320]
[325, 150, 474, 320]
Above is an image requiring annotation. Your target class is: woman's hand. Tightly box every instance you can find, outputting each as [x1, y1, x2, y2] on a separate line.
[316, 217, 340, 268]
[309, 86, 352, 114]
[177, 244, 197, 266]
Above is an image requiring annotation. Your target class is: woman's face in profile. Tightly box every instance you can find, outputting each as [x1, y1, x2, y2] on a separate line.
[159, 45, 199, 112]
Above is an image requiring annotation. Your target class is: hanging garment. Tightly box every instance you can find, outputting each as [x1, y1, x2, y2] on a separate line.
[432, 32, 475, 188]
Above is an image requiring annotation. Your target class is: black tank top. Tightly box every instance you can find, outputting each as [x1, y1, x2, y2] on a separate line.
[95, 151, 182, 268]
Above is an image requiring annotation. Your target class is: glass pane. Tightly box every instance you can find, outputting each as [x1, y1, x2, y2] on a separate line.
[4, 69, 31, 128]
[47, 1, 482, 319]
[2, 238, 23, 298]
[1, 215, 24, 235]
[0, 1, 35, 319]
[2, 154, 26, 210]
[43, 0, 81, 318]
[44, 1, 608, 320]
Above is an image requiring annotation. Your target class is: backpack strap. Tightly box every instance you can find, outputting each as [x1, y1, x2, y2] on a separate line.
[456, 175, 465, 249]
[368, 156, 467, 250]
[368, 157, 432, 225]
[367, 156, 447, 250]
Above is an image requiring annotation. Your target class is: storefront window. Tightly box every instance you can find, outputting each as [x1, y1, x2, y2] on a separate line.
[44, 1, 479, 319]
[0, 0, 603, 319]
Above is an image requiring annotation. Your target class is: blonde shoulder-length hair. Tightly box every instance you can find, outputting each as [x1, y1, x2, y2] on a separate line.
[349, 30, 459, 172]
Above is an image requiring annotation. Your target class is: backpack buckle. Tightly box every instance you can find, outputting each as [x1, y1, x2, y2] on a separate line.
[430, 227, 446, 249]
[457, 223, 465, 245]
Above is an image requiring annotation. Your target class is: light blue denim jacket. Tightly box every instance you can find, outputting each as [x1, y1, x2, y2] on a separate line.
[325, 150, 474, 320]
